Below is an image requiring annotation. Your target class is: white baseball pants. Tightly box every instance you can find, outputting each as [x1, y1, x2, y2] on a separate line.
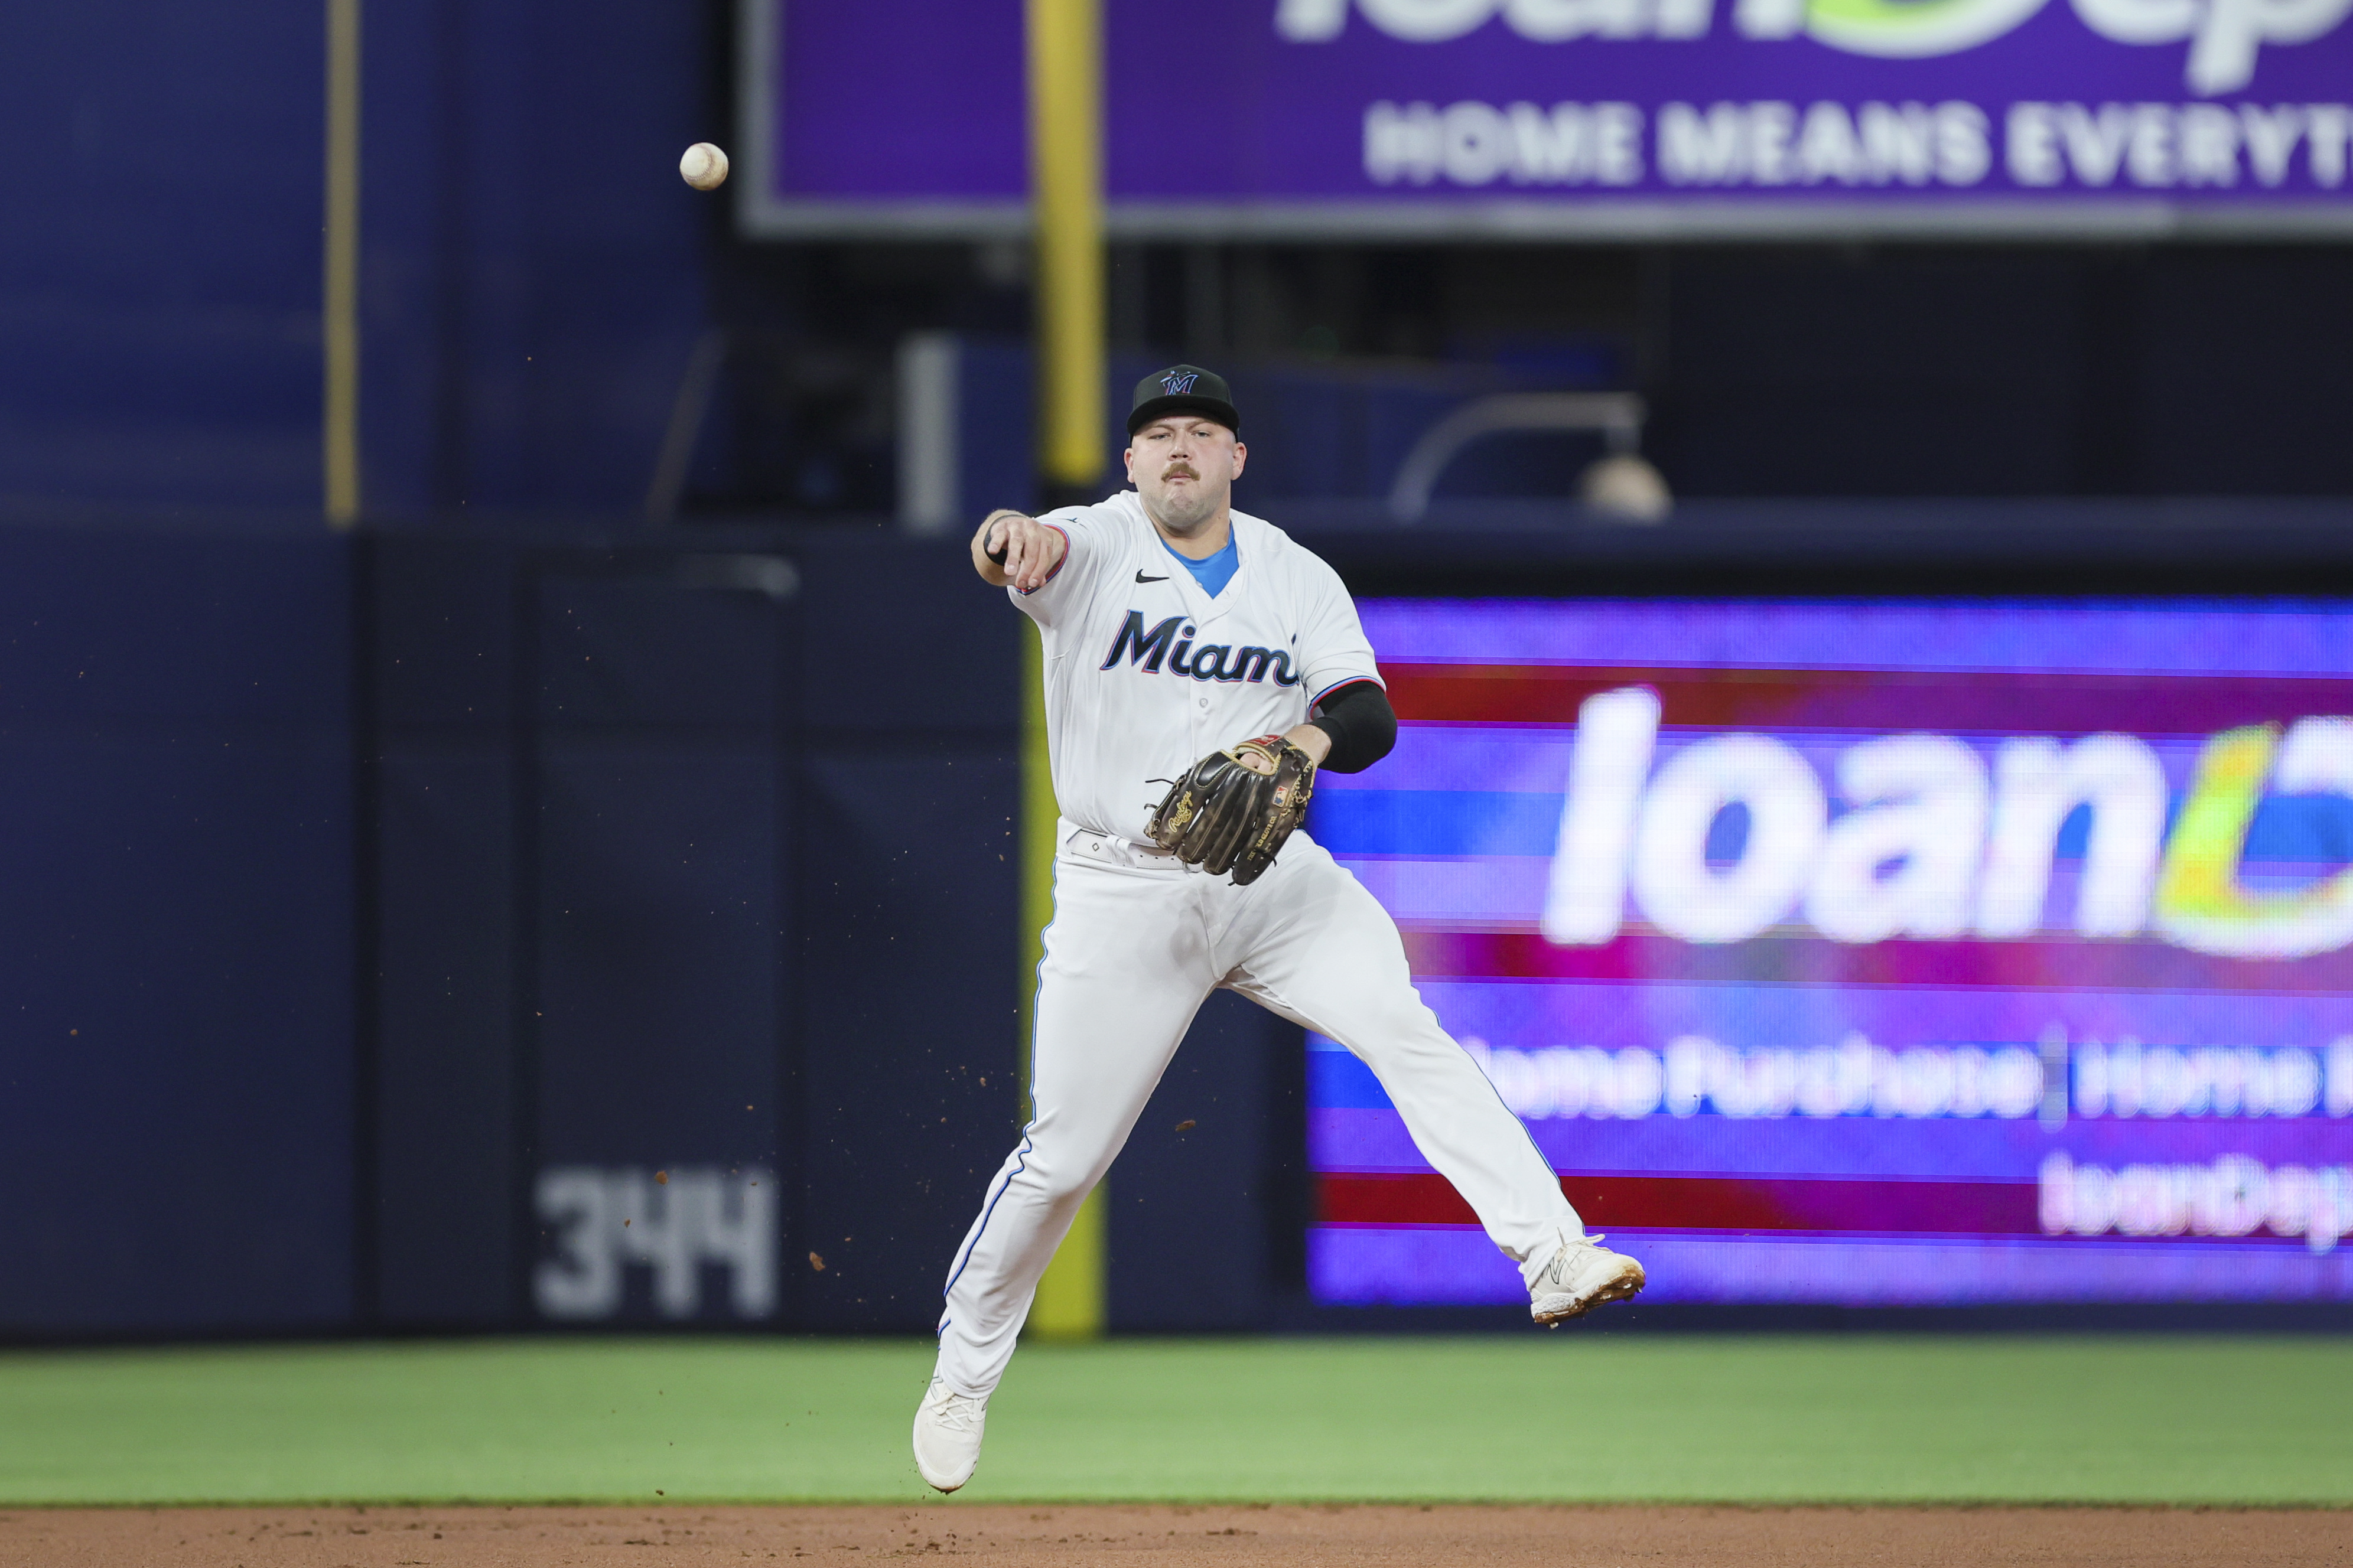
[933, 822, 1583, 1397]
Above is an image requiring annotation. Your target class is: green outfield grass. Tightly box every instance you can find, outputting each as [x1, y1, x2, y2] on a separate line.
[0, 1334, 2347, 1507]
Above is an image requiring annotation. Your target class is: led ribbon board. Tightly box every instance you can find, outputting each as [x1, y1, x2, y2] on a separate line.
[739, 0, 2353, 236]
[1309, 599, 2353, 1306]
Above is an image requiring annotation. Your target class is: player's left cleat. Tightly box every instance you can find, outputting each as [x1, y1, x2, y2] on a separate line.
[1529, 1233, 1645, 1326]
[912, 1377, 990, 1492]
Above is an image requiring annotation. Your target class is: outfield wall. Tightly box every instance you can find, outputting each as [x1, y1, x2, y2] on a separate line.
[0, 523, 1026, 1336]
[3, 508, 2350, 1339]
[0, 524, 356, 1331]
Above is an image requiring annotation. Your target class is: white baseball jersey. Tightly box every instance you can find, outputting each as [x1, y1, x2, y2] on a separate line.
[1011, 489, 1384, 841]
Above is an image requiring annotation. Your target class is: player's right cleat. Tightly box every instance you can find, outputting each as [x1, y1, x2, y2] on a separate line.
[912, 1377, 989, 1492]
[1529, 1233, 1646, 1326]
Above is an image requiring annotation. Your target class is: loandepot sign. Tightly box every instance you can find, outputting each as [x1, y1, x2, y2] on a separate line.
[1545, 690, 2353, 959]
[741, 0, 2353, 235]
[1279, 0, 2338, 94]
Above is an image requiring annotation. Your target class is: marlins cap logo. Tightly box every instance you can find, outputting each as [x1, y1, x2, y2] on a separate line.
[1160, 371, 1199, 395]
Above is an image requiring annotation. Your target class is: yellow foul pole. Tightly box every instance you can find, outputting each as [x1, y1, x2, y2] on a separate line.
[1029, 0, 1105, 495]
[323, 0, 362, 527]
[1021, 0, 1105, 1340]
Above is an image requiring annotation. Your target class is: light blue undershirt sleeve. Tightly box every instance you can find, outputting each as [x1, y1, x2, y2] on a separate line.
[1163, 530, 1239, 598]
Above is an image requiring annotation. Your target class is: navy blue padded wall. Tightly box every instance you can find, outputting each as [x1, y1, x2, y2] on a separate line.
[0, 525, 354, 1332]
[369, 532, 1024, 1332]
[525, 571, 789, 1325]
[791, 534, 1024, 1331]
[367, 538, 520, 1326]
[370, 543, 800, 1330]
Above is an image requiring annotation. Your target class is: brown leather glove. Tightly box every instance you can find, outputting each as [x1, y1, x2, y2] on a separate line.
[1145, 734, 1318, 885]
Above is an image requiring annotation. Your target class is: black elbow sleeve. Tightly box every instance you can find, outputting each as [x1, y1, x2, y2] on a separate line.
[1309, 680, 1398, 774]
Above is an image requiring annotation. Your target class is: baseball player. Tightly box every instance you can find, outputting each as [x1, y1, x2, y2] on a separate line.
[912, 366, 1644, 1493]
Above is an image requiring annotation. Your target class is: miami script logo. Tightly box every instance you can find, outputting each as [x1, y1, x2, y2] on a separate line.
[1544, 687, 2353, 959]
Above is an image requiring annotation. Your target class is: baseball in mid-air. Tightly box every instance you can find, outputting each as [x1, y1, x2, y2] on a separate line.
[679, 142, 730, 191]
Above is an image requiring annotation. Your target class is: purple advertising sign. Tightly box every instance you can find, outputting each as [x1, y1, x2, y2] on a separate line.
[739, 0, 2353, 236]
[1307, 599, 2353, 1307]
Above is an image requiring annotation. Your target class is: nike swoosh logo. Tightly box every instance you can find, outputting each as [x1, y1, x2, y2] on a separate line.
[1135, 571, 1169, 582]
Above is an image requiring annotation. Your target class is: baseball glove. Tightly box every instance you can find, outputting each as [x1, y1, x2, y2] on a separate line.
[1147, 734, 1317, 885]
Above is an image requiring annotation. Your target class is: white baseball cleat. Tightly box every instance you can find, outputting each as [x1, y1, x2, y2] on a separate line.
[912, 1377, 989, 1492]
[1529, 1233, 1646, 1326]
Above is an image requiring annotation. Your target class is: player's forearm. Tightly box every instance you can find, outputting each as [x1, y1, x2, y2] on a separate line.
[1281, 723, 1332, 765]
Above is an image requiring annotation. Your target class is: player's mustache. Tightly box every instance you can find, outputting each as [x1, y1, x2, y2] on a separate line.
[1161, 464, 1199, 481]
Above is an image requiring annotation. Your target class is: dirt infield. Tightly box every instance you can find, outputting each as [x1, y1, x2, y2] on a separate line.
[0, 1504, 2344, 1567]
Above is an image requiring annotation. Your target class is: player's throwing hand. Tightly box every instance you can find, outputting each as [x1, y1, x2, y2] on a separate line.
[972, 509, 1067, 594]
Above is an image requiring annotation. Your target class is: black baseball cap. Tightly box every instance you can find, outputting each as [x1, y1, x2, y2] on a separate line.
[1127, 364, 1240, 437]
